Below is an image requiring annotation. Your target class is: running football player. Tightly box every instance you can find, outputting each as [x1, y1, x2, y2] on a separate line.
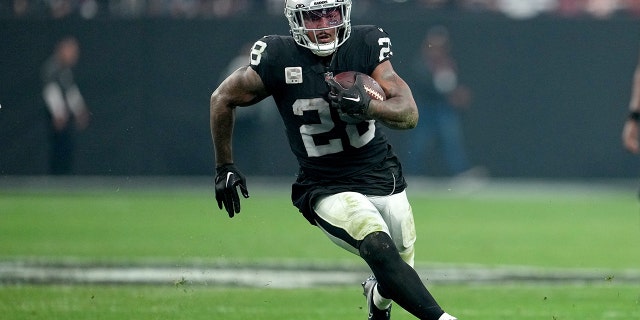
[210, 1, 458, 319]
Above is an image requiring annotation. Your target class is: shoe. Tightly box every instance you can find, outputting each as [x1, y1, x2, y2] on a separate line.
[362, 276, 391, 320]
[439, 313, 458, 320]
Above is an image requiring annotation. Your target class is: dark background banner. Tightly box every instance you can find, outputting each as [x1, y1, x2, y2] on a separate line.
[2, 13, 639, 178]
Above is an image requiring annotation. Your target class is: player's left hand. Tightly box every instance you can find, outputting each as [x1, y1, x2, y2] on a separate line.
[214, 164, 249, 218]
[326, 74, 372, 117]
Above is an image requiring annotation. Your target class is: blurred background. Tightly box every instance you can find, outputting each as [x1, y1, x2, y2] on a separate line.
[1, 0, 640, 179]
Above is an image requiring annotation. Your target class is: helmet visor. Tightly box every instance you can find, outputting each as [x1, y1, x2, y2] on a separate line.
[301, 7, 343, 29]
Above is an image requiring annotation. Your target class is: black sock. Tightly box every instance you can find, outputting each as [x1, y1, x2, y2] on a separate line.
[359, 231, 444, 320]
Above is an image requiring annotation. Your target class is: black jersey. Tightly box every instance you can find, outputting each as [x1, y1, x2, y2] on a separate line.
[250, 25, 398, 179]
[249, 25, 408, 224]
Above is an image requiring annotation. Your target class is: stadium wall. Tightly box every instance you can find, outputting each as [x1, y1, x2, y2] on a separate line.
[1, 14, 639, 178]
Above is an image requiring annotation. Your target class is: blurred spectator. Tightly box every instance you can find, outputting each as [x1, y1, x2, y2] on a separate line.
[41, 36, 91, 175]
[78, 0, 98, 18]
[555, 0, 586, 17]
[201, 0, 250, 18]
[405, 26, 483, 177]
[47, 0, 74, 18]
[625, 0, 640, 16]
[169, 0, 199, 18]
[109, 0, 147, 18]
[12, 0, 30, 16]
[417, 0, 455, 9]
[146, 0, 167, 17]
[496, 0, 555, 19]
[584, 0, 620, 19]
[2, 0, 640, 19]
[10, 0, 50, 18]
[458, 0, 499, 12]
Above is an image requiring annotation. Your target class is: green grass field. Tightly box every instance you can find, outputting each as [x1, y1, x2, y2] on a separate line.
[1, 179, 639, 319]
[1, 283, 638, 319]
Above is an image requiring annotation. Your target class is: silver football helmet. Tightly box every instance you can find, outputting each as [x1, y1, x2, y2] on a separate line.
[284, 0, 352, 57]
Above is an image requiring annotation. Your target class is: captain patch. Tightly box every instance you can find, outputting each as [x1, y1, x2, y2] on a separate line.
[285, 67, 303, 84]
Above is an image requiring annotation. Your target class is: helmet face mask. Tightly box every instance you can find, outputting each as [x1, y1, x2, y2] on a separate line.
[285, 0, 352, 57]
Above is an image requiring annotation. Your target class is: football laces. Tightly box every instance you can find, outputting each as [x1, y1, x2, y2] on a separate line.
[364, 85, 384, 101]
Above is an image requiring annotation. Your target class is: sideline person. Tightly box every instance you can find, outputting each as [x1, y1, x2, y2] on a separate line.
[41, 36, 90, 174]
[407, 26, 477, 177]
[623, 52, 640, 154]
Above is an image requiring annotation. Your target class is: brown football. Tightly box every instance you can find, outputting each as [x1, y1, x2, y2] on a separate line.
[333, 71, 386, 101]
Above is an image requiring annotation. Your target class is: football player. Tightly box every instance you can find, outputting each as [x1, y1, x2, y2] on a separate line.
[210, 1, 457, 319]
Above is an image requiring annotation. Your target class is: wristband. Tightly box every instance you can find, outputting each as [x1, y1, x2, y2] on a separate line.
[216, 163, 235, 174]
[629, 111, 640, 122]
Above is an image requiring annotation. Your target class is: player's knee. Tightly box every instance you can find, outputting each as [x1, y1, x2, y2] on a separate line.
[358, 231, 403, 268]
[398, 245, 415, 267]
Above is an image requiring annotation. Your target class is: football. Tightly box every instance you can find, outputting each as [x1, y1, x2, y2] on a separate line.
[332, 71, 386, 101]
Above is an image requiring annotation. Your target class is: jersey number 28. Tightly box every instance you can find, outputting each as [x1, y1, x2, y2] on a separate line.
[293, 98, 375, 157]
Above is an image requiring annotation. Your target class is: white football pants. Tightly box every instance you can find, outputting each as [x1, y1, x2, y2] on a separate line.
[313, 190, 416, 267]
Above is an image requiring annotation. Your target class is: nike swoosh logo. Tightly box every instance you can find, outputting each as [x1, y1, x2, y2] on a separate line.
[344, 96, 361, 102]
[225, 172, 234, 185]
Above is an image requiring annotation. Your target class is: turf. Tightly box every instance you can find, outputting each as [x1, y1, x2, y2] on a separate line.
[1, 187, 639, 269]
[1, 283, 638, 319]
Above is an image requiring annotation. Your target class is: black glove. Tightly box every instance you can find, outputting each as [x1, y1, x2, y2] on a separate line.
[326, 74, 372, 117]
[214, 164, 249, 218]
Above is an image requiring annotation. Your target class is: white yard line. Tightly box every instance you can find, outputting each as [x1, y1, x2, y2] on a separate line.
[1, 262, 638, 287]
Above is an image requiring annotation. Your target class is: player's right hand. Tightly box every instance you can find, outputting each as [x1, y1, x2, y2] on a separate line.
[214, 164, 249, 218]
[326, 74, 372, 117]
